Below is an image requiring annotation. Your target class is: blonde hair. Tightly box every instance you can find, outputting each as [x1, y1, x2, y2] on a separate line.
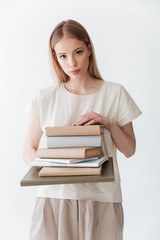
[49, 19, 103, 83]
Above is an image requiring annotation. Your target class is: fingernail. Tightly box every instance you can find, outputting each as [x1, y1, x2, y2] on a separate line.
[76, 123, 79, 125]
[72, 123, 75, 125]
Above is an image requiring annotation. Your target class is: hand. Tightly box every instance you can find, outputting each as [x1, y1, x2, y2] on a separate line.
[72, 111, 136, 158]
[72, 111, 113, 130]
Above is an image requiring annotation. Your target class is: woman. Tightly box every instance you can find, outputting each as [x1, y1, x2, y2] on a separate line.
[23, 19, 142, 240]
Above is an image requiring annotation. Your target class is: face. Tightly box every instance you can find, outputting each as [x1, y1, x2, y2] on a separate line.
[54, 37, 91, 79]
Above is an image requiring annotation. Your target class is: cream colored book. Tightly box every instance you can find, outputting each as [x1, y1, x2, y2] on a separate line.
[34, 156, 99, 164]
[37, 147, 101, 159]
[38, 165, 102, 177]
[45, 125, 104, 136]
[31, 156, 108, 167]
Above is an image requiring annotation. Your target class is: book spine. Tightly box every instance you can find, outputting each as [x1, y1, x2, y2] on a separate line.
[37, 148, 86, 158]
[37, 148, 101, 159]
[38, 166, 102, 176]
[45, 125, 104, 136]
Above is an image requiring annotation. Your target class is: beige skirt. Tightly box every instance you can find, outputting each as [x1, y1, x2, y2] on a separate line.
[30, 198, 124, 240]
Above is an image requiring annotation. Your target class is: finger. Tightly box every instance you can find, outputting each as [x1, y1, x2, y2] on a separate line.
[78, 111, 97, 120]
[85, 118, 102, 126]
[72, 112, 99, 126]
[77, 116, 102, 126]
[75, 119, 91, 126]
[74, 116, 93, 126]
[72, 115, 90, 126]
[84, 120, 97, 125]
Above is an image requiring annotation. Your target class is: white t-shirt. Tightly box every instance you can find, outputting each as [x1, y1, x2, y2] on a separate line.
[25, 80, 142, 202]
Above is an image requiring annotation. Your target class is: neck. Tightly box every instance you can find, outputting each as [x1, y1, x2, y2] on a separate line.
[67, 72, 94, 90]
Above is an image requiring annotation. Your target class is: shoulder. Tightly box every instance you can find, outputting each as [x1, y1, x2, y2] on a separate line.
[38, 83, 59, 96]
[35, 83, 60, 101]
[103, 81, 134, 103]
[103, 80, 121, 88]
[102, 80, 123, 93]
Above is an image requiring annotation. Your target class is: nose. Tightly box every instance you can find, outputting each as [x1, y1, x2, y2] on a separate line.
[68, 55, 77, 67]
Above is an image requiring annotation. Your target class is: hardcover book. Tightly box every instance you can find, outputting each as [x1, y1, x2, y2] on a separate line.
[34, 156, 99, 164]
[31, 156, 108, 167]
[45, 125, 104, 136]
[46, 135, 102, 148]
[37, 147, 101, 159]
[38, 165, 102, 176]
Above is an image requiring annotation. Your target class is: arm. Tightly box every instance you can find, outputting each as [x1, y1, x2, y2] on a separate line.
[22, 115, 43, 165]
[72, 111, 136, 158]
[108, 121, 136, 158]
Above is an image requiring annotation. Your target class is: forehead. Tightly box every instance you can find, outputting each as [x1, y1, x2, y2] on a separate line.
[54, 37, 86, 53]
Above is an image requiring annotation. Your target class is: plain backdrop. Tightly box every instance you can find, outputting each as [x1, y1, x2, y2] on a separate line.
[0, 0, 160, 239]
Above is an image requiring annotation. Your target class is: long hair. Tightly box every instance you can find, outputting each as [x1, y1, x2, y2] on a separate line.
[49, 19, 103, 83]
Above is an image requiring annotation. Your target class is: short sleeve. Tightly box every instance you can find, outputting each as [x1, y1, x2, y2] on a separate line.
[117, 85, 142, 127]
[24, 91, 41, 118]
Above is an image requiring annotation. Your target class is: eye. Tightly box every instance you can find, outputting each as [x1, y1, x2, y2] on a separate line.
[59, 55, 65, 59]
[76, 50, 83, 55]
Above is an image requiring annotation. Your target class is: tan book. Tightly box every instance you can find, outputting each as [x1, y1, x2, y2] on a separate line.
[45, 125, 104, 136]
[37, 147, 101, 159]
[39, 165, 102, 176]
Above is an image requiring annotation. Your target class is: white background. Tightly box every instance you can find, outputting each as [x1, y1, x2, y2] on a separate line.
[0, 0, 160, 239]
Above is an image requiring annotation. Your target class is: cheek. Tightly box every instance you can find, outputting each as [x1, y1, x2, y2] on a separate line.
[78, 54, 87, 63]
[81, 55, 90, 67]
[58, 60, 66, 70]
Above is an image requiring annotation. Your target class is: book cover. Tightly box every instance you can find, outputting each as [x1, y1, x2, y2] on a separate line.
[37, 147, 101, 159]
[30, 156, 108, 167]
[47, 135, 102, 148]
[45, 125, 104, 136]
[35, 156, 99, 164]
[38, 165, 102, 176]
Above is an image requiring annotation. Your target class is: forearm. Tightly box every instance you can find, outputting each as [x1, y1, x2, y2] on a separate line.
[23, 116, 43, 165]
[23, 147, 37, 166]
[72, 111, 136, 158]
[103, 119, 136, 158]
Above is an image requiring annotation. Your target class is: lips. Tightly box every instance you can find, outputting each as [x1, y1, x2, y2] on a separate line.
[70, 69, 80, 74]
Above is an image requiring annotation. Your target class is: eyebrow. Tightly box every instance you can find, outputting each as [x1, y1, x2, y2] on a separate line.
[57, 47, 83, 55]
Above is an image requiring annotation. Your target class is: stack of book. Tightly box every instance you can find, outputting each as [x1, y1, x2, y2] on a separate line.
[30, 125, 109, 177]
